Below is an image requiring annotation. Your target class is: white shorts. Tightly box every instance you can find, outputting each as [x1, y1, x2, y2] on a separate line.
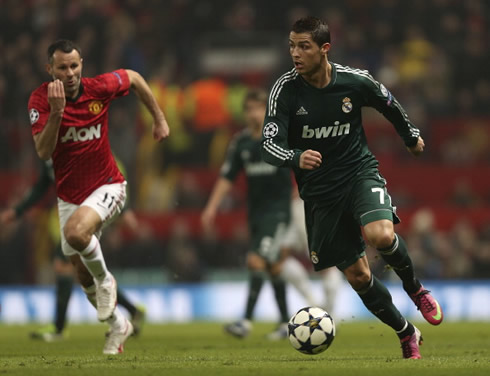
[282, 197, 309, 254]
[58, 182, 127, 256]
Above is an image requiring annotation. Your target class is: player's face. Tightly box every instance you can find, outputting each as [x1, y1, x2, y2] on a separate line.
[244, 99, 266, 131]
[289, 32, 329, 75]
[46, 50, 83, 99]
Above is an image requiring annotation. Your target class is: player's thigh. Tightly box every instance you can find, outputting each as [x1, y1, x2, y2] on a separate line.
[305, 199, 366, 272]
[81, 182, 127, 230]
[58, 199, 82, 256]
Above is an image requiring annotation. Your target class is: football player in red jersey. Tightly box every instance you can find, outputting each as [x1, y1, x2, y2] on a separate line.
[28, 39, 169, 354]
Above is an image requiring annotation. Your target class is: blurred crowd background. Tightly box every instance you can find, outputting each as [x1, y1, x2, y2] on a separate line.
[0, 0, 489, 285]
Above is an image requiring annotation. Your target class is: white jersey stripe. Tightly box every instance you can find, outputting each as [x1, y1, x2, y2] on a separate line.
[266, 139, 294, 159]
[336, 67, 378, 85]
[269, 72, 296, 116]
[264, 142, 288, 161]
[268, 69, 297, 117]
[268, 71, 294, 115]
[264, 139, 293, 159]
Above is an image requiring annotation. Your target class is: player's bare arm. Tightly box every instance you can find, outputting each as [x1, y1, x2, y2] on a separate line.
[299, 149, 322, 170]
[201, 177, 233, 231]
[126, 69, 170, 142]
[33, 79, 65, 160]
[407, 136, 425, 157]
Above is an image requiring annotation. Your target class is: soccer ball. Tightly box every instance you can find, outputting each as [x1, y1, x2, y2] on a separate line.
[288, 307, 335, 355]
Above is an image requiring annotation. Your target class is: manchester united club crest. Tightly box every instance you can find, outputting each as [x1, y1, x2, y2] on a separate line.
[342, 97, 353, 113]
[310, 251, 319, 264]
[88, 101, 103, 115]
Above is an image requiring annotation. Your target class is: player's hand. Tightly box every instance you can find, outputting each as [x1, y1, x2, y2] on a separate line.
[407, 136, 425, 157]
[299, 149, 322, 170]
[152, 117, 170, 142]
[47, 79, 66, 114]
[0, 208, 16, 225]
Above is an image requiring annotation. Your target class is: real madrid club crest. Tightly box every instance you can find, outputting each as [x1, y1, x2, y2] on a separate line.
[342, 97, 352, 113]
[88, 100, 103, 115]
[310, 251, 319, 264]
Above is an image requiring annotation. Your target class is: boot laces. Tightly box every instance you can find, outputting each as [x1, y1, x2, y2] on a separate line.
[414, 290, 435, 312]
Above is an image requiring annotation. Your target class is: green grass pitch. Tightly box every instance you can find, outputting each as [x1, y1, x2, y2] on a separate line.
[1, 322, 489, 375]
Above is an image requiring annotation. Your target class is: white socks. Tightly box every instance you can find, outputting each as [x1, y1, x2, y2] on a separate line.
[79, 235, 109, 283]
[106, 307, 126, 331]
[321, 268, 343, 316]
[281, 257, 317, 306]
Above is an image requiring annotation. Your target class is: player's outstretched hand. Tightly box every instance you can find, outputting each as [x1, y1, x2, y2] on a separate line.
[152, 118, 170, 142]
[407, 136, 425, 157]
[47, 79, 66, 114]
[300, 149, 322, 170]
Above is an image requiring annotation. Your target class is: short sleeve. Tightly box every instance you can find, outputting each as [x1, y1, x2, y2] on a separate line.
[28, 88, 50, 136]
[93, 69, 131, 98]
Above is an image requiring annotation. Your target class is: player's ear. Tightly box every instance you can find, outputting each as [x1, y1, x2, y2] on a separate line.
[45, 63, 52, 76]
[321, 43, 330, 56]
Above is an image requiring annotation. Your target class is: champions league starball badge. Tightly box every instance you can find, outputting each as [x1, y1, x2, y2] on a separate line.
[263, 122, 279, 138]
[29, 108, 40, 124]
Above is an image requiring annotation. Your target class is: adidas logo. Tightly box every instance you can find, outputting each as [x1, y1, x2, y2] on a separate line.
[296, 106, 308, 115]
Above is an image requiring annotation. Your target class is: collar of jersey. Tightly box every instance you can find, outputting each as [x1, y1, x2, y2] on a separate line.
[66, 82, 84, 102]
[299, 62, 337, 90]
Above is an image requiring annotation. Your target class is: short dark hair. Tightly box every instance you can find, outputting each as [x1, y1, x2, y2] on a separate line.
[291, 17, 331, 46]
[243, 88, 268, 108]
[47, 39, 82, 63]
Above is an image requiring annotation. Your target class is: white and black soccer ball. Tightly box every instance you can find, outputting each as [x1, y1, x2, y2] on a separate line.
[288, 307, 335, 355]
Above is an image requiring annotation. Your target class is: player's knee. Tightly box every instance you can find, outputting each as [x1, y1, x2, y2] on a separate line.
[64, 222, 91, 250]
[366, 228, 394, 249]
[373, 230, 395, 249]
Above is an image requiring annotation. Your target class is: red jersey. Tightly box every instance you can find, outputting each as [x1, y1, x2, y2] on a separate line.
[28, 69, 130, 204]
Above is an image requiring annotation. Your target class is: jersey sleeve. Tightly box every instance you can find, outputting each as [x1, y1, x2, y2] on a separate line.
[220, 134, 243, 182]
[359, 73, 420, 147]
[261, 78, 302, 168]
[93, 69, 131, 99]
[28, 88, 50, 136]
